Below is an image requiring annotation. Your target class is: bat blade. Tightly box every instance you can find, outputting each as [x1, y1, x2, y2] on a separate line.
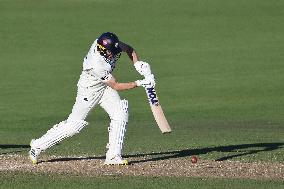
[145, 87, 172, 133]
[150, 104, 172, 133]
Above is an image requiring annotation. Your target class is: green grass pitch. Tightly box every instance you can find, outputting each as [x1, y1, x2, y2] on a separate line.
[0, 0, 283, 188]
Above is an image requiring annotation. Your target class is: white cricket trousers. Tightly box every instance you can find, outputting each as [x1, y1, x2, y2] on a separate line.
[68, 85, 125, 121]
[69, 85, 129, 159]
[31, 85, 129, 159]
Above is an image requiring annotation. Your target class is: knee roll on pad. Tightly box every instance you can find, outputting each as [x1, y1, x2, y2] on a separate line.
[46, 120, 88, 136]
[112, 99, 129, 122]
[64, 120, 89, 136]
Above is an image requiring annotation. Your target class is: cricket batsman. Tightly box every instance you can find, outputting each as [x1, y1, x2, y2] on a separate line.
[29, 32, 155, 165]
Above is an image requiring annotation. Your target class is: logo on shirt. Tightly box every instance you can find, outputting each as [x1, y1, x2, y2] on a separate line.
[101, 71, 112, 82]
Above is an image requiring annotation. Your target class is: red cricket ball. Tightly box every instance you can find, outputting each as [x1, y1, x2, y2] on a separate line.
[191, 156, 198, 163]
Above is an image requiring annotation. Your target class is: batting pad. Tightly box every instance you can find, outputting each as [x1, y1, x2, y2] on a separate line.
[105, 99, 129, 149]
[116, 99, 129, 122]
[31, 120, 88, 151]
[106, 120, 127, 159]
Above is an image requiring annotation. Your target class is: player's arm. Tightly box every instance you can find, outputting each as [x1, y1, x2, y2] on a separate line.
[105, 77, 138, 91]
[119, 41, 139, 64]
[119, 41, 155, 87]
[105, 76, 154, 91]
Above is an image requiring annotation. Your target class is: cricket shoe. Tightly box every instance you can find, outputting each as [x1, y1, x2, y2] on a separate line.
[29, 148, 41, 164]
[29, 139, 41, 164]
[104, 155, 128, 165]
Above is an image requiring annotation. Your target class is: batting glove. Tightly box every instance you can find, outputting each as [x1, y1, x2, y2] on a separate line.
[134, 61, 152, 77]
[145, 74, 156, 86]
[135, 77, 155, 88]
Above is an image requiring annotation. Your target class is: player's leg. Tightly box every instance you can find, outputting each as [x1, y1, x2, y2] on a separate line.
[29, 87, 103, 164]
[99, 87, 129, 165]
[29, 119, 88, 164]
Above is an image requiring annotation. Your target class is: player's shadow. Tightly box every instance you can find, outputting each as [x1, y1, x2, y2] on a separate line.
[44, 142, 283, 164]
[0, 144, 30, 155]
[44, 155, 105, 163]
[125, 142, 284, 164]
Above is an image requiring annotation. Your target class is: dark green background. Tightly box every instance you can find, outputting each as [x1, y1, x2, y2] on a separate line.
[0, 0, 283, 188]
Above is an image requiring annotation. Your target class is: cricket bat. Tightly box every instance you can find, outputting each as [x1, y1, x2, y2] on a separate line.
[145, 86, 172, 134]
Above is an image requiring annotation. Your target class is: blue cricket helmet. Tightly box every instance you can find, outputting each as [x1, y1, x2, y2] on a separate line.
[97, 32, 122, 59]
